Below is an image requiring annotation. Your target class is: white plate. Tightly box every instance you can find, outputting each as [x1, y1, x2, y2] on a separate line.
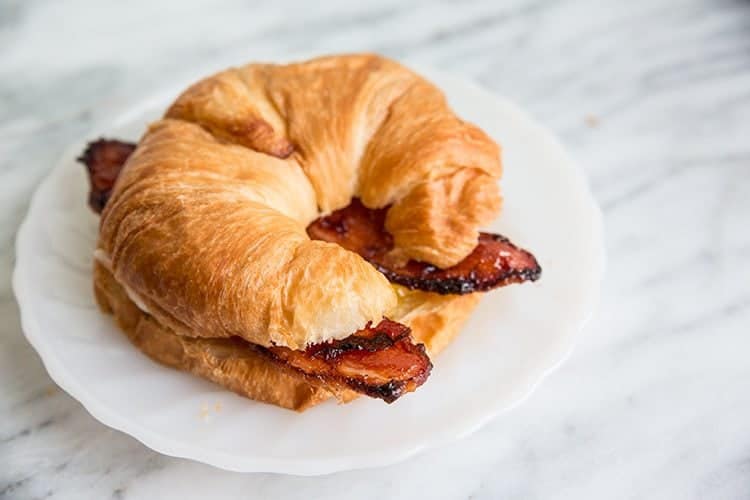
[13, 68, 604, 475]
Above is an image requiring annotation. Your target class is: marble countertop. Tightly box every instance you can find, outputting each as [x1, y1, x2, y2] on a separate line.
[2, 0, 749, 498]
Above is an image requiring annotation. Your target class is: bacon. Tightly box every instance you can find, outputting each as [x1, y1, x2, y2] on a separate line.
[77, 139, 136, 213]
[262, 319, 432, 403]
[306, 198, 542, 294]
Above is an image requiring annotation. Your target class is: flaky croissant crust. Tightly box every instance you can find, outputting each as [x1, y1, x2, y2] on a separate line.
[98, 54, 502, 350]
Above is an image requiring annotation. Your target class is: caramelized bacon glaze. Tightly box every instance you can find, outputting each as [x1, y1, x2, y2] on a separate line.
[307, 198, 541, 294]
[78, 139, 136, 213]
[262, 319, 432, 402]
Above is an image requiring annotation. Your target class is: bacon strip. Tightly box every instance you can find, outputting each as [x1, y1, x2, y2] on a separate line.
[78, 139, 136, 213]
[307, 198, 542, 294]
[262, 319, 432, 403]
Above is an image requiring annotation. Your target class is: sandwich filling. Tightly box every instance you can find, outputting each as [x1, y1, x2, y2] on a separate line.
[263, 318, 431, 403]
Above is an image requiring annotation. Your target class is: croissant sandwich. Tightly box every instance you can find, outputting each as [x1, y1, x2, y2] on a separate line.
[78, 54, 541, 411]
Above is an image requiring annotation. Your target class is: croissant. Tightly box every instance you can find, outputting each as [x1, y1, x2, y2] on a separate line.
[83, 54, 541, 410]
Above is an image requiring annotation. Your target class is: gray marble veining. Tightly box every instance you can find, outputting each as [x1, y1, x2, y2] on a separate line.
[1, 0, 750, 498]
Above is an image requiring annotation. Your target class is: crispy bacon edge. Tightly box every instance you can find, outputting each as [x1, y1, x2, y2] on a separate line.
[306, 198, 542, 294]
[77, 139, 136, 213]
[260, 319, 432, 403]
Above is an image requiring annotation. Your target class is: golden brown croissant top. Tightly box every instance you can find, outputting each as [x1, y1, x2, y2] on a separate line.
[97, 53, 503, 350]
